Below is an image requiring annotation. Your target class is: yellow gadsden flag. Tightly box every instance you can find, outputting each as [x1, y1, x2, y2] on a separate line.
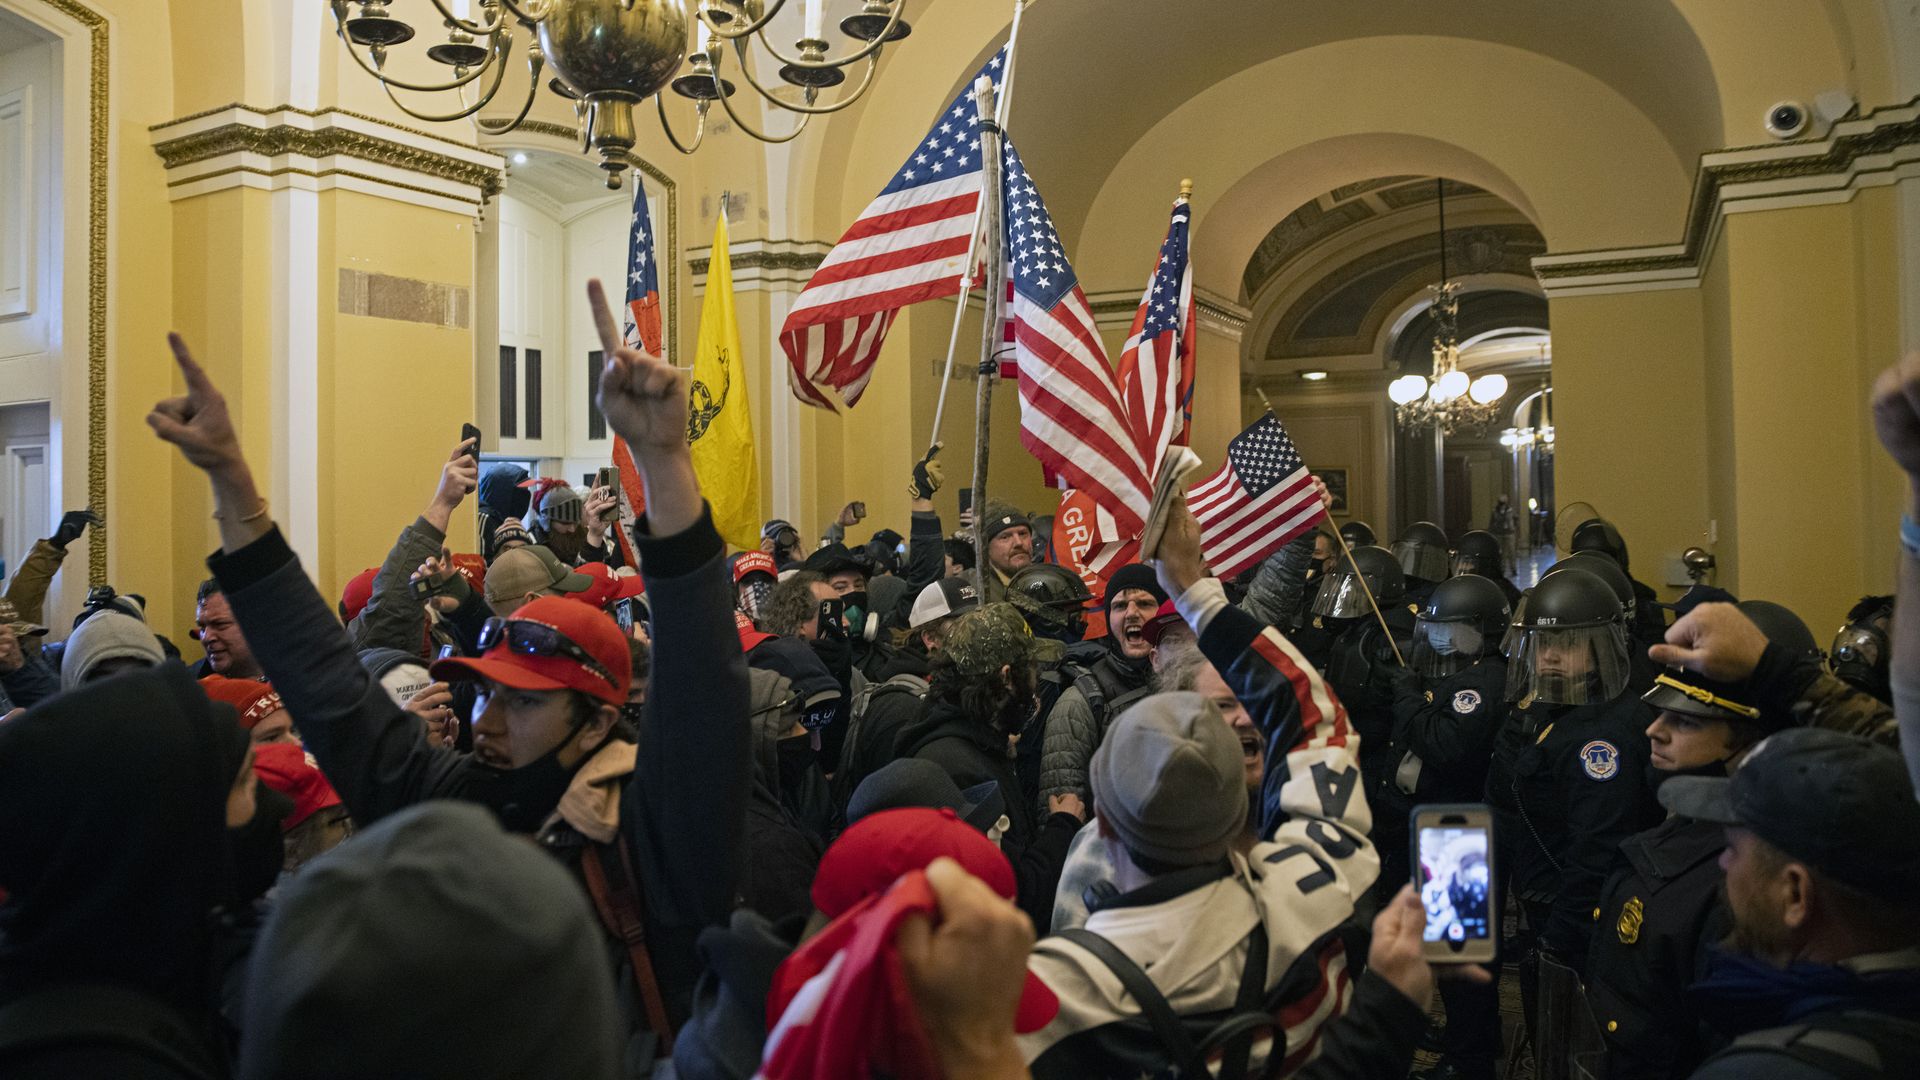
[688, 213, 760, 549]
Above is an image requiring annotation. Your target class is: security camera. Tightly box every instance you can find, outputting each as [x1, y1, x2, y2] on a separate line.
[1764, 101, 1810, 139]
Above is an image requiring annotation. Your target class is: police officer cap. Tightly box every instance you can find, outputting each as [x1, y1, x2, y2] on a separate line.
[1642, 666, 1764, 726]
[1571, 518, 1631, 571]
[1399, 521, 1449, 548]
[1422, 574, 1511, 632]
[1454, 530, 1502, 564]
[1006, 563, 1092, 627]
[1734, 599, 1819, 661]
[1544, 552, 1634, 614]
[1335, 545, 1406, 604]
[1338, 520, 1376, 548]
[1519, 566, 1621, 629]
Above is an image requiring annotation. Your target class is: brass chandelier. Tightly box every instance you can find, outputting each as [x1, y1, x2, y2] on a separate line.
[331, 0, 912, 188]
[1388, 180, 1506, 436]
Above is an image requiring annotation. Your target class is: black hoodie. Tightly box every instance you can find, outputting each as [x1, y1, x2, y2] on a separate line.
[0, 663, 251, 1078]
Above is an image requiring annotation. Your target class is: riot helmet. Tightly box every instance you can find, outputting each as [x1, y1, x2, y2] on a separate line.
[1505, 567, 1630, 706]
[1339, 520, 1377, 548]
[1735, 600, 1820, 662]
[1502, 589, 1530, 657]
[1311, 545, 1405, 620]
[1005, 562, 1093, 644]
[1392, 521, 1451, 584]
[1829, 595, 1892, 702]
[1544, 552, 1636, 620]
[1412, 575, 1511, 678]
[1451, 530, 1505, 580]
[1570, 518, 1631, 573]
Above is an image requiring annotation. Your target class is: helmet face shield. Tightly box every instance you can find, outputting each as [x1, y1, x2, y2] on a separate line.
[1394, 541, 1451, 583]
[1311, 569, 1374, 619]
[1412, 619, 1486, 678]
[1452, 552, 1500, 579]
[1505, 622, 1630, 705]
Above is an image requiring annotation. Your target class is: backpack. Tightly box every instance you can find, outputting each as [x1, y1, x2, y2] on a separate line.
[1048, 921, 1273, 1080]
[1060, 644, 1155, 745]
[833, 672, 931, 806]
[1711, 1009, 1920, 1080]
[0, 982, 222, 1079]
[579, 840, 677, 1058]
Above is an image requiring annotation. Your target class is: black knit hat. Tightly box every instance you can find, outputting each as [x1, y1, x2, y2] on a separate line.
[1104, 563, 1168, 613]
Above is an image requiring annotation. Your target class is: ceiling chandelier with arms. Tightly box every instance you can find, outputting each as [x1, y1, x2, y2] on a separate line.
[1387, 179, 1507, 436]
[330, 0, 913, 188]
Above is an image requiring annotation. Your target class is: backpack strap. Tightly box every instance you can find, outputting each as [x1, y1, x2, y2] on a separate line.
[1200, 922, 1270, 1080]
[581, 841, 676, 1056]
[1056, 928, 1209, 1079]
[1722, 1011, 1920, 1080]
[0, 982, 218, 1078]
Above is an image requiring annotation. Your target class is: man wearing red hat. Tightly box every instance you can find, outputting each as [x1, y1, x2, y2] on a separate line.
[150, 281, 750, 1069]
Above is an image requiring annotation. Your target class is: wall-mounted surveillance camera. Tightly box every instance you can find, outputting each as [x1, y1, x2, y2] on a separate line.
[1764, 101, 1810, 140]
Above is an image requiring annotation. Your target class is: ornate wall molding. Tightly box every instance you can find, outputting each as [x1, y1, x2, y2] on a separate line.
[1535, 96, 1920, 297]
[1084, 285, 1251, 341]
[150, 105, 504, 216]
[686, 237, 829, 291]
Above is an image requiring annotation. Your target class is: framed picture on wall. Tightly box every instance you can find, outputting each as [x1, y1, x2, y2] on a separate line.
[1319, 468, 1350, 515]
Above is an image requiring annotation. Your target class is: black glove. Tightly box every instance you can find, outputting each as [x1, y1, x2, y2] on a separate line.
[1385, 664, 1420, 699]
[50, 509, 101, 549]
[909, 443, 944, 501]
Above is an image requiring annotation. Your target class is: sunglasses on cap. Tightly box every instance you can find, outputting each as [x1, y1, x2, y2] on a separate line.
[476, 616, 616, 689]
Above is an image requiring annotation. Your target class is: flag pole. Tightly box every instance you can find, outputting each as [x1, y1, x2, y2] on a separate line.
[928, 0, 1026, 454]
[1254, 388, 1407, 667]
[969, 74, 1006, 600]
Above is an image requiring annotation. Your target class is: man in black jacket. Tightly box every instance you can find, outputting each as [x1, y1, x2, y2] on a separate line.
[146, 279, 749, 1076]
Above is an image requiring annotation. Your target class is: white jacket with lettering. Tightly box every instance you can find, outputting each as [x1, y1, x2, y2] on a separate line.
[1021, 577, 1384, 1079]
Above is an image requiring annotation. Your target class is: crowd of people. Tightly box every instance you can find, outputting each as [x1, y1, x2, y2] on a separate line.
[1, 278, 1918, 1080]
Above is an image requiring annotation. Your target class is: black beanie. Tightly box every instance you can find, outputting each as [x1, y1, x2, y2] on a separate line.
[1104, 563, 1168, 612]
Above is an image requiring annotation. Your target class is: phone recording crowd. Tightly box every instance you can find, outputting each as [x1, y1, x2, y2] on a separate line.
[1, 294, 1918, 1080]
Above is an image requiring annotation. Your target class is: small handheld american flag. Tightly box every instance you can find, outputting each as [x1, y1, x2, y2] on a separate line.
[1187, 411, 1328, 580]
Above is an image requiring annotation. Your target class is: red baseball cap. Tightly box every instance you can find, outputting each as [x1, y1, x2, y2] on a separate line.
[340, 568, 378, 623]
[431, 596, 631, 706]
[733, 550, 777, 583]
[812, 807, 1057, 1033]
[200, 675, 286, 729]
[1141, 599, 1187, 647]
[251, 742, 344, 830]
[572, 562, 647, 609]
[449, 552, 487, 595]
[736, 610, 776, 652]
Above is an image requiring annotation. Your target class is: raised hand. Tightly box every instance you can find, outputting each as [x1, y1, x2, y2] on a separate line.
[1647, 601, 1770, 681]
[51, 509, 102, 549]
[433, 440, 479, 511]
[403, 681, 458, 748]
[911, 443, 945, 501]
[588, 279, 687, 457]
[1150, 497, 1208, 599]
[148, 334, 244, 475]
[897, 857, 1036, 1080]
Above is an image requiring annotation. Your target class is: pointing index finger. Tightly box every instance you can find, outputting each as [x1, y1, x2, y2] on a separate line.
[587, 279, 624, 357]
[167, 332, 212, 393]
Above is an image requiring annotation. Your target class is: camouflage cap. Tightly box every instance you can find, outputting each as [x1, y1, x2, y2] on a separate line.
[0, 598, 47, 638]
[943, 602, 1040, 677]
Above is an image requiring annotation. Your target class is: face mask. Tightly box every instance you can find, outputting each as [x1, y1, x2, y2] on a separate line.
[810, 635, 852, 685]
[775, 734, 818, 796]
[842, 591, 874, 642]
[1644, 754, 1734, 799]
[740, 579, 774, 620]
[228, 785, 293, 907]
[470, 712, 594, 834]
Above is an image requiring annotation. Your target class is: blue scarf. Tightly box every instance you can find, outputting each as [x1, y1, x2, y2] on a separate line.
[1689, 946, 1920, 1037]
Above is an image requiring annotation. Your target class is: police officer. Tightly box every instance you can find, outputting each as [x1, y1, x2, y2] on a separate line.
[1383, 574, 1512, 1080]
[1451, 529, 1522, 608]
[1488, 565, 1661, 994]
[1828, 594, 1893, 703]
[1393, 520, 1452, 607]
[1340, 520, 1377, 548]
[1570, 518, 1667, 650]
[1543, 552, 1658, 692]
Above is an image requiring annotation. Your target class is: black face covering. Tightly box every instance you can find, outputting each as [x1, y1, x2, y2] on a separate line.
[1644, 754, 1735, 800]
[775, 734, 817, 797]
[471, 712, 595, 834]
[228, 786, 293, 906]
[810, 635, 853, 691]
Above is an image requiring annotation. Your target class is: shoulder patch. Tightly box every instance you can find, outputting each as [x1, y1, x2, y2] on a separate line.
[1580, 739, 1621, 781]
[1451, 688, 1482, 714]
[1617, 896, 1644, 944]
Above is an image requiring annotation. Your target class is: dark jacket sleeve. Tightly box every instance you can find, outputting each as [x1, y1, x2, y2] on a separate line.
[905, 509, 945, 593]
[347, 516, 446, 656]
[1292, 971, 1430, 1080]
[1, 649, 60, 709]
[620, 505, 752, 936]
[1239, 532, 1317, 630]
[1011, 812, 1081, 932]
[1748, 640, 1899, 746]
[3, 539, 66, 626]
[1390, 667, 1501, 770]
[211, 527, 458, 825]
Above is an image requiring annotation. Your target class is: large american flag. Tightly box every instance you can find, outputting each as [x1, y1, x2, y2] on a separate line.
[1117, 193, 1196, 467]
[609, 180, 663, 565]
[1000, 142, 1151, 538]
[779, 48, 1007, 410]
[1188, 412, 1327, 579]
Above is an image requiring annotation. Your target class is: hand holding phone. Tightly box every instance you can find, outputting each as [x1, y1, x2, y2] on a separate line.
[1411, 804, 1496, 964]
[595, 466, 621, 522]
[460, 423, 481, 460]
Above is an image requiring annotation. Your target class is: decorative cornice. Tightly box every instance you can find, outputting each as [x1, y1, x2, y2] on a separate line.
[1084, 286, 1252, 341]
[1535, 96, 1920, 296]
[687, 237, 830, 291]
[150, 105, 505, 214]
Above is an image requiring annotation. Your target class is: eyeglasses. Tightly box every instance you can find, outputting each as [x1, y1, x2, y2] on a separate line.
[477, 617, 616, 688]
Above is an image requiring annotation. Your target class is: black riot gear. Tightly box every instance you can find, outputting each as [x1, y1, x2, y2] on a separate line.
[1339, 520, 1377, 548]
[1735, 599, 1819, 661]
[1571, 517, 1631, 572]
[1507, 567, 1630, 705]
[1392, 521, 1451, 584]
[1451, 530, 1505, 579]
[1546, 552, 1636, 618]
[1413, 575, 1511, 679]
[1005, 563, 1093, 644]
[1311, 544, 1405, 619]
[1829, 594, 1893, 702]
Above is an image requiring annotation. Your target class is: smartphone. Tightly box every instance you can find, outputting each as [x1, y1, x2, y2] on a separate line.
[411, 577, 436, 602]
[1411, 804, 1497, 964]
[595, 466, 621, 522]
[958, 488, 974, 518]
[435, 643, 458, 662]
[460, 423, 481, 459]
[816, 597, 847, 641]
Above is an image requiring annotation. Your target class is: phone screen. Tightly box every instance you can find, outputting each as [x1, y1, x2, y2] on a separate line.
[1418, 823, 1493, 953]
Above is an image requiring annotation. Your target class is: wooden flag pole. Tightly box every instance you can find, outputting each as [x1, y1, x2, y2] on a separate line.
[1254, 387, 1407, 667]
[969, 75, 1006, 601]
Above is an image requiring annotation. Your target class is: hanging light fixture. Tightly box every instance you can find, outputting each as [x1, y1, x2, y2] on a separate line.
[1391, 179, 1507, 435]
[330, 0, 912, 188]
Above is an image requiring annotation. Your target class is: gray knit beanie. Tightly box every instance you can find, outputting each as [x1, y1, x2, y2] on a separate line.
[1090, 691, 1249, 868]
[61, 611, 166, 691]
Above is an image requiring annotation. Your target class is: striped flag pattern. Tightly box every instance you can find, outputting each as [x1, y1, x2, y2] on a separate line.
[1116, 192, 1197, 468]
[610, 179, 664, 566]
[1186, 411, 1327, 579]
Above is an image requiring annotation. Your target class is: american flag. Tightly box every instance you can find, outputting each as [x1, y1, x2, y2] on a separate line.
[779, 48, 1007, 410]
[609, 180, 663, 565]
[1188, 412, 1327, 580]
[1117, 193, 1196, 467]
[1000, 142, 1152, 538]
